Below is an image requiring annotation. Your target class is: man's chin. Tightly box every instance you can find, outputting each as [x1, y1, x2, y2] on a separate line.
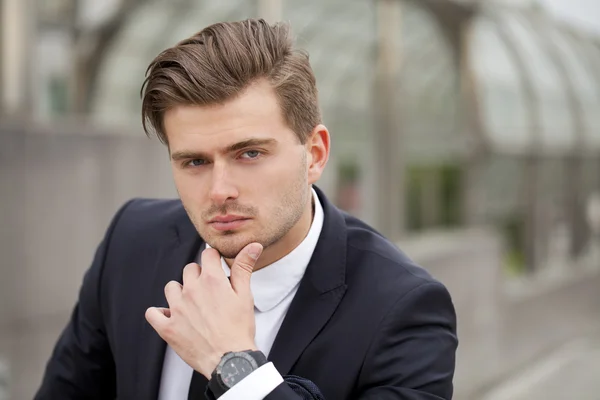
[206, 237, 252, 259]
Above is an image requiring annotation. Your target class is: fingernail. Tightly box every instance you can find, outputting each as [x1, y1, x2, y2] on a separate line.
[248, 243, 262, 260]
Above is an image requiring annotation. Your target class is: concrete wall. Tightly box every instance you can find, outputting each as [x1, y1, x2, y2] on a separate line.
[401, 229, 600, 399]
[0, 123, 179, 399]
[1, 123, 599, 399]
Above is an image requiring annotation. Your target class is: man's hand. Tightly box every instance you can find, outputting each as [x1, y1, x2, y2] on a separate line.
[145, 242, 263, 378]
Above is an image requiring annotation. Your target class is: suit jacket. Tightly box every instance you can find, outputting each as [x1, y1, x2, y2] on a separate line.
[35, 187, 458, 399]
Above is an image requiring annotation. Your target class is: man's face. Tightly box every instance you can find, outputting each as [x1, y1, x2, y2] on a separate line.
[164, 81, 318, 259]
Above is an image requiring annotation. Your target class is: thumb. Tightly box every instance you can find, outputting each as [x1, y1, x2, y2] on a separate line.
[230, 242, 263, 295]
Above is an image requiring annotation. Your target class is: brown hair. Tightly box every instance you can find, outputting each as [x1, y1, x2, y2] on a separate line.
[140, 18, 321, 145]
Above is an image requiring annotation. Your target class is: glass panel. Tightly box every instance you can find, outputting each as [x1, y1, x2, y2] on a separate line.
[399, 1, 464, 164]
[481, 155, 527, 274]
[282, 0, 377, 142]
[470, 15, 530, 154]
[282, 0, 378, 223]
[482, 155, 525, 218]
[546, 27, 599, 153]
[573, 39, 600, 153]
[91, 0, 257, 128]
[538, 158, 569, 266]
[499, 10, 575, 154]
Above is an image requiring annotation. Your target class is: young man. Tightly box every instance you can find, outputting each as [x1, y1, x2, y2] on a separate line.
[35, 19, 457, 400]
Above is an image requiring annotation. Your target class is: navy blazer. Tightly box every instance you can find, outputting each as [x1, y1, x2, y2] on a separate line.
[35, 187, 458, 399]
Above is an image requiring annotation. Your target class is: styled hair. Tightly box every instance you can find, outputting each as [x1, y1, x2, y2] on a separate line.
[140, 18, 321, 145]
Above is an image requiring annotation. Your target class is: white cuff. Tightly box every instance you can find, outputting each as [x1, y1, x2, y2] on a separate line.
[218, 362, 284, 400]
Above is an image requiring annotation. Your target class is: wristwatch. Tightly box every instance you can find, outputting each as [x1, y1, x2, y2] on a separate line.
[208, 350, 268, 398]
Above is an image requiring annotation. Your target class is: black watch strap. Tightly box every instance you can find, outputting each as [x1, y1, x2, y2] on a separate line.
[245, 350, 267, 365]
[207, 350, 267, 399]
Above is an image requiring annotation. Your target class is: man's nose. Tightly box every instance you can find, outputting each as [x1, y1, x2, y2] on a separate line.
[209, 163, 239, 205]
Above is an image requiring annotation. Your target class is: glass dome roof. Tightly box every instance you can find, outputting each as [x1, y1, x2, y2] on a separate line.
[470, 5, 600, 156]
[89, 0, 600, 159]
[91, 0, 257, 127]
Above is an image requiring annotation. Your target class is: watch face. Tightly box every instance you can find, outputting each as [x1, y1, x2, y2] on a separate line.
[220, 356, 255, 388]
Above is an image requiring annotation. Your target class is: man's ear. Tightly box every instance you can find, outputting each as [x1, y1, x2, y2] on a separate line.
[306, 124, 330, 185]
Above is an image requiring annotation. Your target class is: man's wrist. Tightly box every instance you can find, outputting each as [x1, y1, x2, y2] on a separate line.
[202, 342, 258, 378]
[201, 352, 224, 379]
[208, 350, 268, 398]
[208, 362, 283, 400]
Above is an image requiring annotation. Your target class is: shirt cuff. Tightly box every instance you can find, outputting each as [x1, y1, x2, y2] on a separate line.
[218, 362, 283, 400]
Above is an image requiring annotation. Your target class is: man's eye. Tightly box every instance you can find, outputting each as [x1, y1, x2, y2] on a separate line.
[187, 159, 206, 167]
[240, 150, 260, 159]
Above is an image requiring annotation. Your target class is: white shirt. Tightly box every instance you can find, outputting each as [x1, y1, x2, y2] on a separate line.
[158, 188, 324, 400]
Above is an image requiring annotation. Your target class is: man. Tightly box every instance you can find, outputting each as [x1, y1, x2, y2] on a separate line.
[35, 19, 457, 399]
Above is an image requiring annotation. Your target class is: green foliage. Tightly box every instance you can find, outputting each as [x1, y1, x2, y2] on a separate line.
[406, 163, 462, 231]
[499, 214, 527, 276]
[338, 160, 361, 185]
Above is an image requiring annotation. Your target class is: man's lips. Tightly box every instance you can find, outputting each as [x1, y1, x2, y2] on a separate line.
[208, 215, 249, 223]
[208, 215, 251, 231]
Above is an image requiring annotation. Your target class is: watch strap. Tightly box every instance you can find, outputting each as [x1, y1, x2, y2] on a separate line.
[207, 350, 268, 398]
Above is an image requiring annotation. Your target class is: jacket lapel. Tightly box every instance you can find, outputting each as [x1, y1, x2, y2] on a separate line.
[135, 209, 202, 400]
[268, 187, 348, 375]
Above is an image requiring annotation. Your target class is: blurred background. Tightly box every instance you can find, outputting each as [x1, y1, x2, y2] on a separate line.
[1, 0, 599, 399]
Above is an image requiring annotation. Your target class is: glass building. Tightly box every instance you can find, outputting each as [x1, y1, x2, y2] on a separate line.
[22, 0, 600, 273]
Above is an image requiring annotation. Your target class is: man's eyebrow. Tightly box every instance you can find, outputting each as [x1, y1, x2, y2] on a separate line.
[170, 151, 209, 161]
[224, 138, 277, 153]
[170, 138, 277, 161]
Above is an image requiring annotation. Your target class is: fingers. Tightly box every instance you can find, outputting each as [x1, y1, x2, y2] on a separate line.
[230, 242, 262, 296]
[182, 263, 201, 286]
[145, 306, 169, 334]
[164, 280, 182, 308]
[149, 281, 181, 338]
[200, 247, 228, 282]
[156, 307, 171, 318]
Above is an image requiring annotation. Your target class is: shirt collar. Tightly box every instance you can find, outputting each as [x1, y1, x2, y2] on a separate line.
[206, 188, 324, 312]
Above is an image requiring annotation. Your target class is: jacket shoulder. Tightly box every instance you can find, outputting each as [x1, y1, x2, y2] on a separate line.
[111, 198, 188, 234]
[100, 198, 192, 259]
[343, 213, 443, 293]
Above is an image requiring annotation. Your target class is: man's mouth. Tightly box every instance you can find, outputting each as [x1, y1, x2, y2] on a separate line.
[208, 215, 251, 231]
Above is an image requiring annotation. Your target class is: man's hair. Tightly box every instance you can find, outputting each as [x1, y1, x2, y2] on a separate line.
[140, 18, 321, 145]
